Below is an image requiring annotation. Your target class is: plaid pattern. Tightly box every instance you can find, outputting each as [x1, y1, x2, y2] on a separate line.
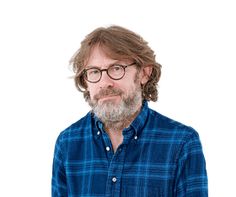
[52, 101, 208, 196]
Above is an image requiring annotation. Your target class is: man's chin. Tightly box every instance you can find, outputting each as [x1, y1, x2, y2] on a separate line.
[93, 104, 126, 123]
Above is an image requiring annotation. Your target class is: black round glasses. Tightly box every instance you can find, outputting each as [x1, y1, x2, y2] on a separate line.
[82, 62, 136, 83]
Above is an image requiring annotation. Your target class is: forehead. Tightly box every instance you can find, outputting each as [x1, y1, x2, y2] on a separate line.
[85, 46, 128, 68]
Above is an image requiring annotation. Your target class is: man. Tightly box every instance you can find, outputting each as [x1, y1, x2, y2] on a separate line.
[52, 25, 208, 196]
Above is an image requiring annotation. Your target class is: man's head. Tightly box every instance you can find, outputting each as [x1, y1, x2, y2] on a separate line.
[70, 25, 161, 124]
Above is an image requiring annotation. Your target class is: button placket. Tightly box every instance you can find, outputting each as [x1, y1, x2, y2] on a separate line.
[105, 139, 128, 197]
[112, 177, 117, 183]
[106, 146, 110, 152]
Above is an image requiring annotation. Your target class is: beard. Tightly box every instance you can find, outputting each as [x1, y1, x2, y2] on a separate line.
[87, 83, 142, 125]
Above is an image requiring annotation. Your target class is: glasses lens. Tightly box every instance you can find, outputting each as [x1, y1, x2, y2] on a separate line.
[108, 64, 125, 79]
[85, 68, 101, 82]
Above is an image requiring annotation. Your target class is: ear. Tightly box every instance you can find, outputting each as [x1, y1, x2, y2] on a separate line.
[140, 65, 153, 85]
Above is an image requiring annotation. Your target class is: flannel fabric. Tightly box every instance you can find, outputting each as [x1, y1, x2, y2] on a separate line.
[52, 101, 208, 196]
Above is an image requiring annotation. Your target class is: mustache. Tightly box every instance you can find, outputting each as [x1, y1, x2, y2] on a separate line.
[94, 87, 123, 100]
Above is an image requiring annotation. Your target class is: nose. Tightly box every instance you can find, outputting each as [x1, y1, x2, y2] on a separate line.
[98, 70, 114, 88]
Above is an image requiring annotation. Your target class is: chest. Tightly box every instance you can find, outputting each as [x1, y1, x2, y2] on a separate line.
[64, 137, 178, 196]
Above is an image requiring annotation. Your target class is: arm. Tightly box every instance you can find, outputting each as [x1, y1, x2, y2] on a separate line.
[51, 136, 67, 197]
[175, 130, 208, 197]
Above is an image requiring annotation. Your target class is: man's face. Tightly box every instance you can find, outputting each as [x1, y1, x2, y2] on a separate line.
[85, 46, 145, 123]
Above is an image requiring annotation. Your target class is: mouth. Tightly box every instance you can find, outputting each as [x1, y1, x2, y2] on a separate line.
[99, 94, 120, 100]
[96, 94, 121, 103]
[94, 88, 123, 103]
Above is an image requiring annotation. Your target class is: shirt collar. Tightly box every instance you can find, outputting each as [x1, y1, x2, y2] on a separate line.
[92, 100, 149, 137]
[128, 100, 149, 137]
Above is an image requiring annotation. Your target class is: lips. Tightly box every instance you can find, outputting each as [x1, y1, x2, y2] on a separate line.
[94, 88, 123, 101]
[98, 94, 120, 100]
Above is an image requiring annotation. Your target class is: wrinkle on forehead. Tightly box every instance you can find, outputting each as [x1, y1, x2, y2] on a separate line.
[84, 44, 132, 67]
[85, 45, 132, 68]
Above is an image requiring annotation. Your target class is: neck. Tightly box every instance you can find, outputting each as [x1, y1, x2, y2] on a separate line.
[99, 100, 143, 152]
[104, 109, 140, 152]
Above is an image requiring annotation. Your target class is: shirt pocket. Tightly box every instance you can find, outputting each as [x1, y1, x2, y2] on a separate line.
[121, 185, 164, 197]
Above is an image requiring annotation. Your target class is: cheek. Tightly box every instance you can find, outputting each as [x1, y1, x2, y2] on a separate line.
[87, 85, 97, 98]
[121, 86, 135, 98]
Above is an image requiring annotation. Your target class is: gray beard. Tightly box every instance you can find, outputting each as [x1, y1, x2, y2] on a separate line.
[88, 86, 142, 128]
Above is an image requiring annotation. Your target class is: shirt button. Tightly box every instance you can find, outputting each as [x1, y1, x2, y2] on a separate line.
[112, 177, 117, 183]
[134, 135, 138, 140]
[106, 146, 110, 151]
[97, 131, 100, 135]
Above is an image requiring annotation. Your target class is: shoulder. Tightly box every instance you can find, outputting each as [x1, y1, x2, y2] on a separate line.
[56, 112, 92, 144]
[147, 107, 199, 141]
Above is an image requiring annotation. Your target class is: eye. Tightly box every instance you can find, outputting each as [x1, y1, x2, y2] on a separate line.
[110, 64, 123, 72]
[87, 68, 100, 76]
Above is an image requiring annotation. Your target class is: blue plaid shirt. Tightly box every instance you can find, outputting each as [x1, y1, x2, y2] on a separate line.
[52, 102, 208, 197]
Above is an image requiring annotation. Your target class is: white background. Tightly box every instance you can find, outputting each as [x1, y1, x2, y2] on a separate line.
[0, 0, 235, 196]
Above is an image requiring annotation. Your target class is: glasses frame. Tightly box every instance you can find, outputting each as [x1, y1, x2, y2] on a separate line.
[82, 62, 136, 83]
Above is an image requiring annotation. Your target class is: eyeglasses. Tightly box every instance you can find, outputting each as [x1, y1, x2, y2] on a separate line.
[82, 62, 136, 83]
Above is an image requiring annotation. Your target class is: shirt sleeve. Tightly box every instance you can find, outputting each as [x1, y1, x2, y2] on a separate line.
[51, 134, 68, 197]
[175, 129, 208, 196]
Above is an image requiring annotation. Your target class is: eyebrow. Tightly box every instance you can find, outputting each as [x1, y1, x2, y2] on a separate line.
[85, 60, 122, 69]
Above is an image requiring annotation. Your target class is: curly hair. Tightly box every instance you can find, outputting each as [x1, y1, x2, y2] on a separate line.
[70, 25, 162, 102]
